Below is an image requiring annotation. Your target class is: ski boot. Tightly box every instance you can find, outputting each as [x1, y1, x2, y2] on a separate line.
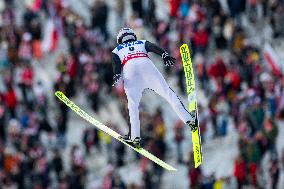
[119, 135, 141, 149]
[119, 134, 132, 142]
[187, 110, 198, 131]
[186, 120, 198, 132]
[132, 137, 141, 149]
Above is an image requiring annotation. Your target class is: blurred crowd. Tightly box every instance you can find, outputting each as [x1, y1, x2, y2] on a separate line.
[0, 0, 284, 188]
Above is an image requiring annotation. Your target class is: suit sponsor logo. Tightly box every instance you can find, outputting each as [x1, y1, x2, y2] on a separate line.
[117, 40, 143, 51]
[122, 52, 148, 66]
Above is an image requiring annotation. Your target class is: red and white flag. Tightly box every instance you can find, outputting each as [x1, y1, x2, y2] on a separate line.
[263, 43, 282, 75]
[42, 19, 59, 53]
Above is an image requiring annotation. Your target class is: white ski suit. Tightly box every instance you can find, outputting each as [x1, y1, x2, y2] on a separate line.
[112, 40, 193, 139]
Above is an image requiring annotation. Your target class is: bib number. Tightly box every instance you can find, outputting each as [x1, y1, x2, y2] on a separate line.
[129, 47, 134, 51]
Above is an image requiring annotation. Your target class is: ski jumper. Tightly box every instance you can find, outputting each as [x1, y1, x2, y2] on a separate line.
[112, 40, 193, 139]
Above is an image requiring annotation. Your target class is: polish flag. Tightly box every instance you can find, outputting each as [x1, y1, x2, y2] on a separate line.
[263, 43, 281, 76]
[42, 19, 59, 53]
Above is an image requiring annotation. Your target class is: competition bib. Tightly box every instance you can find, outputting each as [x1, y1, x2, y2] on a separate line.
[112, 40, 149, 66]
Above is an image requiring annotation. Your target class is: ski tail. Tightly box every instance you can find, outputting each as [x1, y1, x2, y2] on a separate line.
[180, 44, 203, 168]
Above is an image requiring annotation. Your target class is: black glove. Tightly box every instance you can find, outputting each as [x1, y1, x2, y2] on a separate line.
[112, 74, 121, 86]
[162, 52, 176, 66]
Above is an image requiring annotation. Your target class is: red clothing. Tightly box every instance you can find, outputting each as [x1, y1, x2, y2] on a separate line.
[234, 159, 246, 182]
[67, 57, 77, 78]
[22, 67, 34, 86]
[103, 175, 112, 189]
[30, 0, 42, 12]
[4, 154, 21, 173]
[208, 58, 227, 79]
[53, 0, 64, 15]
[249, 0, 258, 6]
[189, 168, 201, 187]
[249, 162, 257, 185]
[32, 40, 43, 59]
[5, 89, 17, 109]
[196, 8, 206, 22]
[193, 30, 209, 48]
[169, 0, 181, 17]
[226, 70, 241, 89]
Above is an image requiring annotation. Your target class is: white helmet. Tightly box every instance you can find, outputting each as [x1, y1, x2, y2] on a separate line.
[117, 28, 137, 44]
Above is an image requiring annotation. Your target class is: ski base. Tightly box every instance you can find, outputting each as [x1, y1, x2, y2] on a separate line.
[180, 44, 203, 168]
[55, 91, 177, 171]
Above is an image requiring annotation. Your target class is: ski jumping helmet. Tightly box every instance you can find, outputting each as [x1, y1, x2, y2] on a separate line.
[117, 28, 137, 44]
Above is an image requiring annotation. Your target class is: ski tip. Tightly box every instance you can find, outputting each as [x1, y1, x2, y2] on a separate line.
[180, 43, 188, 49]
[170, 168, 178, 171]
[165, 165, 177, 171]
[54, 91, 62, 96]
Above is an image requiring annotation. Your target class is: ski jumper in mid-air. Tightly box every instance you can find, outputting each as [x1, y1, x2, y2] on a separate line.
[112, 28, 196, 148]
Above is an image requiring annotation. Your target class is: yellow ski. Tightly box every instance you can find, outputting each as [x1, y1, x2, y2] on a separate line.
[55, 91, 177, 171]
[180, 44, 203, 168]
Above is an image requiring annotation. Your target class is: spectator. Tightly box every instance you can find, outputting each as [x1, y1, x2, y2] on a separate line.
[115, 0, 125, 30]
[143, 0, 156, 28]
[51, 148, 63, 179]
[213, 178, 225, 189]
[234, 155, 246, 189]
[19, 62, 34, 107]
[227, 0, 246, 18]
[142, 166, 154, 189]
[0, 100, 5, 141]
[173, 120, 184, 163]
[201, 174, 215, 189]
[169, 0, 181, 19]
[18, 33, 32, 61]
[212, 15, 227, 50]
[91, 0, 109, 40]
[188, 164, 202, 189]
[4, 84, 17, 118]
[216, 96, 229, 137]
[269, 158, 279, 189]
[192, 23, 209, 54]
[270, 1, 284, 38]
[102, 165, 114, 189]
[111, 173, 126, 189]
[83, 127, 100, 154]
[263, 118, 278, 154]
[130, 0, 144, 19]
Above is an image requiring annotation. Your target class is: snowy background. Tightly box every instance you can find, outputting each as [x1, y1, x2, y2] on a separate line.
[1, 0, 284, 189]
